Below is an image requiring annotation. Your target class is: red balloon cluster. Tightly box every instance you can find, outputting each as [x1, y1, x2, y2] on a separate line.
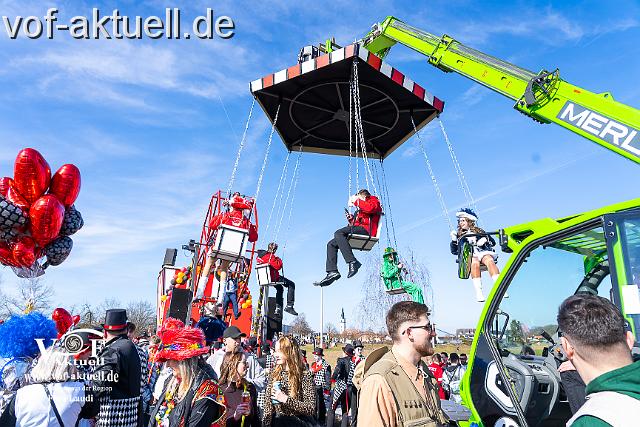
[0, 148, 82, 273]
[52, 307, 81, 339]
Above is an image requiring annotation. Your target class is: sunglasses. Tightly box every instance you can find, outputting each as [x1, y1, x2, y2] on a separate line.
[402, 322, 433, 335]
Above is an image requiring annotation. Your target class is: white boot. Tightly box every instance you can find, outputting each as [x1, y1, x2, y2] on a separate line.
[195, 274, 208, 299]
[472, 278, 485, 302]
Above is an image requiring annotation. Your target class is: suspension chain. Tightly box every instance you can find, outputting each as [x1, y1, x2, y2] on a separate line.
[264, 151, 291, 239]
[281, 146, 304, 256]
[439, 118, 477, 214]
[254, 103, 281, 206]
[274, 146, 302, 243]
[411, 116, 454, 231]
[226, 98, 256, 198]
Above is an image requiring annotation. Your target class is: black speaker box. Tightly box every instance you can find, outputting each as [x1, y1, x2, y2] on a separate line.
[265, 296, 283, 340]
[163, 248, 177, 266]
[168, 288, 192, 323]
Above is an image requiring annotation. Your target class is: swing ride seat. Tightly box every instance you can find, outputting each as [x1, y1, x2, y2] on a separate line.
[208, 224, 250, 263]
[348, 221, 382, 251]
[255, 263, 284, 287]
[385, 287, 407, 295]
[250, 43, 444, 159]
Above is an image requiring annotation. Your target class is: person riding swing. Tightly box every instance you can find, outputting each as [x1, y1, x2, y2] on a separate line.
[256, 242, 298, 316]
[449, 208, 499, 302]
[380, 247, 425, 304]
[196, 192, 258, 299]
[314, 189, 382, 287]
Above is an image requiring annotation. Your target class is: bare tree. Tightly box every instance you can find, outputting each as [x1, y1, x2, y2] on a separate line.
[126, 300, 156, 336]
[291, 313, 314, 337]
[355, 249, 433, 331]
[325, 322, 338, 342]
[0, 276, 54, 316]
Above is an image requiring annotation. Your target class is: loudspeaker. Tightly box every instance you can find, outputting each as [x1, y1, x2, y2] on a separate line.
[168, 288, 192, 323]
[265, 296, 283, 340]
[163, 248, 177, 266]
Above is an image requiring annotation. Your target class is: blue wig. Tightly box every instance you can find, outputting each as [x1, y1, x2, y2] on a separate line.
[0, 312, 58, 359]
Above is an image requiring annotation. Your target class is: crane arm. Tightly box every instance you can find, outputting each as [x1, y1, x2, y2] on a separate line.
[362, 17, 640, 164]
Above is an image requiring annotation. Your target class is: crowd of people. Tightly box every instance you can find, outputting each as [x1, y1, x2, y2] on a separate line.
[0, 294, 638, 426]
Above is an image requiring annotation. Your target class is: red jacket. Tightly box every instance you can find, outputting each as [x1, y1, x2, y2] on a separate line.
[428, 362, 446, 399]
[256, 252, 282, 281]
[352, 195, 382, 236]
[209, 210, 258, 242]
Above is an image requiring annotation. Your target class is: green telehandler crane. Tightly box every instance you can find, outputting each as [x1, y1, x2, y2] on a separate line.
[355, 17, 640, 427]
[362, 17, 640, 164]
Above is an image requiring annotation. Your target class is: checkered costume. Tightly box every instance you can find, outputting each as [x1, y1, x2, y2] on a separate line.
[312, 360, 331, 390]
[134, 344, 151, 408]
[97, 395, 140, 427]
[256, 354, 274, 416]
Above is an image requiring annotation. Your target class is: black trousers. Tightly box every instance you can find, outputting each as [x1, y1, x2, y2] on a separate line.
[316, 387, 327, 423]
[348, 385, 358, 426]
[326, 226, 369, 272]
[274, 276, 295, 307]
[326, 390, 350, 427]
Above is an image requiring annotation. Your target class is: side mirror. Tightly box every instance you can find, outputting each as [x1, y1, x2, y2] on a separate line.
[457, 238, 473, 280]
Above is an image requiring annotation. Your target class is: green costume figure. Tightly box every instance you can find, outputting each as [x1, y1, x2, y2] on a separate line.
[381, 247, 425, 304]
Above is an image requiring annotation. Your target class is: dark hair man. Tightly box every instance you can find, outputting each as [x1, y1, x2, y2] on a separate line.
[93, 309, 142, 427]
[359, 301, 448, 426]
[327, 344, 355, 427]
[558, 295, 640, 426]
[314, 189, 382, 287]
[256, 242, 298, 316]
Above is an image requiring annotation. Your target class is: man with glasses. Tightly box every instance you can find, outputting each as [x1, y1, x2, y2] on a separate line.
[358, 301, 448, 426]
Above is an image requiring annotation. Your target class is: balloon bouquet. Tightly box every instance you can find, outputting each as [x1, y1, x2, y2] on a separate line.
[0, 148, 83, 277]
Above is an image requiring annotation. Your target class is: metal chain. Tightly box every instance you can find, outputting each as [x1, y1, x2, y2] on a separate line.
[349, 76, 353, 204]
[438, 118, 477, 214]
[274, 146, 302, 243]
[226, 98, 256, 197]
[264, 151, 291, 239]
[351, 59, 378, 196]
[380, 161, 399, 249]
[281, 146, 304, 256]
[254, 103, 281, 206]
[411, 116, 454, 231]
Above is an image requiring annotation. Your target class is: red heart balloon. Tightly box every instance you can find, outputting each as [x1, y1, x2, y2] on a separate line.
[0, 242, 18, 267]
[72, 314, 80, 325]
[49, 164, 81, 207]
[0, 177, 13, 197]
[52, 307, 73, 338]
[12, 236, 36, 267]
[29, 195, 65, 246]
[14, 148, 51, 205]
[6, 183, 30, 211]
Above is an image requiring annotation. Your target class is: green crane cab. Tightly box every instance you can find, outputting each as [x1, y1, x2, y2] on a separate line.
[358, 16, 640, 426]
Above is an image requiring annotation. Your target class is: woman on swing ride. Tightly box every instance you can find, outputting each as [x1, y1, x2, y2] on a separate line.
[449, 208, 499, 302]
[380, 247, 425, 304]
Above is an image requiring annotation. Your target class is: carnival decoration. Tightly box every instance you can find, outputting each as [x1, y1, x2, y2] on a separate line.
[0, 148, 83, 275]
[51, 307, 80, 339]
[170, 266, 193, 288]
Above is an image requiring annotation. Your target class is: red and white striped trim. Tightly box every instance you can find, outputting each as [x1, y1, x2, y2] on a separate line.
[250, 43, 444, 113]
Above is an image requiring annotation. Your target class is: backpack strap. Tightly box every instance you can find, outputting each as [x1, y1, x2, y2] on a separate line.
[567, 391, 640, 427]
[43, 384, 65, 427]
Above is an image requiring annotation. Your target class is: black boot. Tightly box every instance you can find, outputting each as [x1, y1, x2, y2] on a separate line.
[347, 260, 362, 278]
[314, 271, 341, 287]
[284, 305, 298, 316]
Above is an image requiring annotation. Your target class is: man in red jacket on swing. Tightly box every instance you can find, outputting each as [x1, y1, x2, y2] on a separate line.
[256, 242, 298, 316]
[314, 189, 382, 287]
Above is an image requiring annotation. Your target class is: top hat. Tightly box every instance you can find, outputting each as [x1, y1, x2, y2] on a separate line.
[343, 343, 355, 356]
[353, 340, 364, 349]
[456, 208, 478, 222]
[103, 309, 128, 332]
[313, 347, 324, 356]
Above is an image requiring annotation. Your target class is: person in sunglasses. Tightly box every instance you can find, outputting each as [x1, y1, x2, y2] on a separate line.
[357, 301, 448, 427]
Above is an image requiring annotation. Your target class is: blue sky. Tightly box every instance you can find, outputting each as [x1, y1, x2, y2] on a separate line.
[0, 0, 639, 333]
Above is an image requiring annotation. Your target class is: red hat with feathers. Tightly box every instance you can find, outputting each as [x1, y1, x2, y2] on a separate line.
[156, 318, 209, 362]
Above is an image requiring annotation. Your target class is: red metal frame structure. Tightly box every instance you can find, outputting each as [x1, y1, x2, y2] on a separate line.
[190, 190, 258, 333]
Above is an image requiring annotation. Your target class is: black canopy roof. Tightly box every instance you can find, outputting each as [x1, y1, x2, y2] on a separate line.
[250, 43, 444, 160]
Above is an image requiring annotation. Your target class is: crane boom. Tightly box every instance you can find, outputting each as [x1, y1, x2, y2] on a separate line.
[363, 17, 640, 164]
